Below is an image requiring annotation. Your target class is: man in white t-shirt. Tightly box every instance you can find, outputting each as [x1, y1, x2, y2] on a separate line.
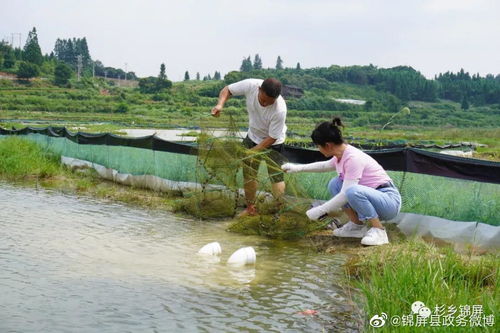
[211, 78, 288, 216]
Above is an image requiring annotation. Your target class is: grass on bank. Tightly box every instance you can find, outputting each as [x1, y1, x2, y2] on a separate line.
[0, 136, 181, 209]
[0, 136, 62, 179]
[344, 237, 499, 332]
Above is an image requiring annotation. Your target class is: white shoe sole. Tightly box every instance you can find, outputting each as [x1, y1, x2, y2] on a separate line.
[332, 228, 367, 238]
[360, 237, 389, 246]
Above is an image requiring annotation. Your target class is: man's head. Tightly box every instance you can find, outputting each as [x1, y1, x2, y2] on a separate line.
[258, 78, 282, 107]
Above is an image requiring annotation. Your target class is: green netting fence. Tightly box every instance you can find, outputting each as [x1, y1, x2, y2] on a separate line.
[2, 132, 498, 226]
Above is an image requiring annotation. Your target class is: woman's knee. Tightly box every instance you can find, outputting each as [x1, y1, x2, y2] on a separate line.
[327, 177, 343, 196]
[345, 185, 364, 201]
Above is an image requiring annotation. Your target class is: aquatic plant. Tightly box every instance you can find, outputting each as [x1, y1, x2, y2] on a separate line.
[172, 190, 236, 219]
[227, 199, 328, 240]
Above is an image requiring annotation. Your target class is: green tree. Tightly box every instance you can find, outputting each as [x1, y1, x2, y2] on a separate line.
[364, 100, 373, 110]
[296, 62, 301, 70]
[155, 63, 172, 91]
[253, 54, 262, 70]
[184, 70, 190, 81]
[461, 95, 470, 110]
[213, 71, 221, 80]
[159, 63, 167, 80]
[138, 77, 157, 93]
[17, 61, 40, 79]
[223, 71, 244, 84]
[240, 56, 253, 72]
[74, 37, 91, 69]
[54, 62, 72, 86]
[138, 66, 172, 93]
[276, 56, 283, 70]
[156, 77, 172, 90]
[23, 27, 43, 65]
[196, 72, 200, 80]
[54, 37, 92, 71]
[3, 48, 16, 68]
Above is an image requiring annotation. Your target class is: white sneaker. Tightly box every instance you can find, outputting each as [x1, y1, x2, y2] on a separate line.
[332, 221, 367, 238]
[361, 227, 389, 246]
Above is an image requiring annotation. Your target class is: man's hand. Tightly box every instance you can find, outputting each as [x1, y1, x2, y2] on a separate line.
[211, 104, 222, 117]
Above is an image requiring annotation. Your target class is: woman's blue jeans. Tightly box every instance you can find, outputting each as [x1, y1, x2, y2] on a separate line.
[328, 176, 401, 221]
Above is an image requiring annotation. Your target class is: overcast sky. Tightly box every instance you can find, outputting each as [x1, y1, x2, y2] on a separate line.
[1, 0, 499, 81]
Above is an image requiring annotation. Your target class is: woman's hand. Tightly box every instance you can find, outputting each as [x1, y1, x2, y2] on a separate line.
[306, 205, 327, 221]
[281, 163, 303, 173]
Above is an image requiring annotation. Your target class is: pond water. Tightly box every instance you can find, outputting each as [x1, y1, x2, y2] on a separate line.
[121, 128, 248, 142]
[0, 182, 361, 332]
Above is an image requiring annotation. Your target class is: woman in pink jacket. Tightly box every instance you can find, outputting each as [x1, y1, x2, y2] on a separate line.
[282, 117, 401, 246]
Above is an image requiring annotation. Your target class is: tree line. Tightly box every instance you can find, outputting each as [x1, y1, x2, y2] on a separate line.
[1, 28, 499, 108]
[225, 60, 500, 108]
[0, 27, 136, 85]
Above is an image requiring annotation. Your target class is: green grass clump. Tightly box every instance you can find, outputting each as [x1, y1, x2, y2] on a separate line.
[227, 199, 328, 240]
[345, 239, 499, 332]
[0, 136, 62, 179]
[172, 190, 237, 219]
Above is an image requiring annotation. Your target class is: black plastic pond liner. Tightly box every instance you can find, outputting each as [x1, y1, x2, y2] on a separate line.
[2, 126, 500, 184]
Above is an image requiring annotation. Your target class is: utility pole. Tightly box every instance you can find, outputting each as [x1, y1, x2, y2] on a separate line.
[76, 55, 83, 81]
[11, 33, 22, 48]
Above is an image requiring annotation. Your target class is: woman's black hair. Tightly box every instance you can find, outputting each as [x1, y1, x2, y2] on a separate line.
[311, 117, 344, 146]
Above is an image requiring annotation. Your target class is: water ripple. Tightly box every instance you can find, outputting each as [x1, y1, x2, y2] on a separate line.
[0, 182, 361, 332]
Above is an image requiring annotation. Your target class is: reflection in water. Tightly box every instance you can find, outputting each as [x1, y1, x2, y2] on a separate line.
[0, 182, 362, 332]
[227, 267, 256, 284]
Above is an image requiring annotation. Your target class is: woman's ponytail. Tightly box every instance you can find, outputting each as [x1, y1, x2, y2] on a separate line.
[311, 116, 345, 146]
[332, 117, 344, 128]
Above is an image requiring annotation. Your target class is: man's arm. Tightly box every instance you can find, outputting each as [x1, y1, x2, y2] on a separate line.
[211, 86, 232, 117]
[251, 136, 277, 151]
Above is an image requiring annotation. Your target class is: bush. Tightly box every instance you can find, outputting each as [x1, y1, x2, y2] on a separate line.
[54, 62, 72, 86]
[17, 62, 40, 79]
[115, 102, 129, 113]
[196, 81, 226, 97]
[138, 76, 172, 94]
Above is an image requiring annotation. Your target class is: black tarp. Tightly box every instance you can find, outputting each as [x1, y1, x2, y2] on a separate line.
[1, 126, 499, 184]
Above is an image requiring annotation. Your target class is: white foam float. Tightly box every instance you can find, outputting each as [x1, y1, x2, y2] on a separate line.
[227, 246, 256, 266]
[197, 242, 222, 256]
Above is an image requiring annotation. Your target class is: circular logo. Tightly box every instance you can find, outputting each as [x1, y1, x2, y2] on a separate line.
[369, 313, 387, 328]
